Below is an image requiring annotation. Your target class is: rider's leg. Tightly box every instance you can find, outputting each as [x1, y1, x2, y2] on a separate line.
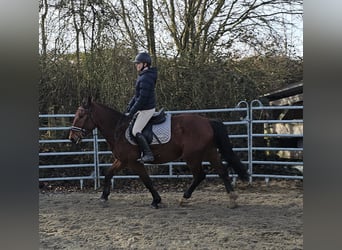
[132, 108, 155, 163]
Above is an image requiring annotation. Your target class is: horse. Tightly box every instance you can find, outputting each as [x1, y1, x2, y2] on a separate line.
[69, 96, 249, 208]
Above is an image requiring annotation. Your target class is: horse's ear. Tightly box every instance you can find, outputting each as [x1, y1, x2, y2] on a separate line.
[81, 96, 92, 108]
[87, 96, 92, 106]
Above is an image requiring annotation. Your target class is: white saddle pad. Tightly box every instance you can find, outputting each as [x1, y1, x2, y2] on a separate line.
[125, 113, 171, 145]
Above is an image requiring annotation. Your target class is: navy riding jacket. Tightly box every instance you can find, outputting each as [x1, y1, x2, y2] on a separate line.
[127, 67, 157, 115]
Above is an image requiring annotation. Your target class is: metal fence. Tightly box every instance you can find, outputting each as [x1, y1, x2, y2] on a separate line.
[39, 100, 303, 189]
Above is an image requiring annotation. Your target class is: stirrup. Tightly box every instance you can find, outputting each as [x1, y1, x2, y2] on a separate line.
[137, 154, 154, 163]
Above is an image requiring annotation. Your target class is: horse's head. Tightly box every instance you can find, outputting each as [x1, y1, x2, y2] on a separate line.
[69, 96, 96, 144]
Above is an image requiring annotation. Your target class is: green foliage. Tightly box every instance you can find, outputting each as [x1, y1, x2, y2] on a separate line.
[39, 48, 302, 114]
[233, 55, 303, 93]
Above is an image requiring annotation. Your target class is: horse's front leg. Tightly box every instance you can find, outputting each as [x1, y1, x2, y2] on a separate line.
[100, 159, 123, 201]
[132, 162, 161, 208]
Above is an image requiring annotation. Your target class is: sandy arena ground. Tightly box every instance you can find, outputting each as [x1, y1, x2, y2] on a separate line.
[39, 179, 303, 249]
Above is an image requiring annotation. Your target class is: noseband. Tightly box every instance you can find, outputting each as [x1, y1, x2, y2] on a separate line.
[70, 126, 86, 135]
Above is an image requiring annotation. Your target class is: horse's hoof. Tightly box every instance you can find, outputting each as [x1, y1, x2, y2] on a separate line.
[99, 198, 109, 207]
[150, 203, 159, 209]
[179, 197, 189, 207]
[228, 191, 238, 209]
[100, 197, 108, 202]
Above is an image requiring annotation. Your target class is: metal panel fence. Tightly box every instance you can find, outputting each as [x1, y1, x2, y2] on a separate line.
[39, 101, 303, 189]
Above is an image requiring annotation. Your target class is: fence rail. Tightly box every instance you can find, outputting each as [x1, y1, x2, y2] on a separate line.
[39, 100, 303, 189]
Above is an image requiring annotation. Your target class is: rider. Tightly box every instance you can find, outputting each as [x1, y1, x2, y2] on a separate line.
[126, 52, 157, 163]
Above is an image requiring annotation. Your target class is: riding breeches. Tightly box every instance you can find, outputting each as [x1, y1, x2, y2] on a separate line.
[132, 108, 155, 136]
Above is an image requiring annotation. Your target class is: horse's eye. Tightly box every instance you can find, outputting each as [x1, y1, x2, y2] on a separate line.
[77, 108, 86, 118]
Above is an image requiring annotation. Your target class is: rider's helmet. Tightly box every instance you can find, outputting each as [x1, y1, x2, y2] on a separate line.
[133, 52, 152, 66]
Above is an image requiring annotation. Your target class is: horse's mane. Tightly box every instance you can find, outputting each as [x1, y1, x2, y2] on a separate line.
[92, 101, 125, 118]
[80, 97, 122, 115]
[90, 101, 130, 139]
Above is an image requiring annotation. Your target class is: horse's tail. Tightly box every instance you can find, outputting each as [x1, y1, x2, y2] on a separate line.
[209, 119, 249, 182]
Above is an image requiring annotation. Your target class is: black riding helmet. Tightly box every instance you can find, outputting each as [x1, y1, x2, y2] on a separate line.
[133, 52, 152, 66]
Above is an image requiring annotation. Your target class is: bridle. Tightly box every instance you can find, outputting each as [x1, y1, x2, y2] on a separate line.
[70, 106, 95, 137]
[70, 125, 87, 135]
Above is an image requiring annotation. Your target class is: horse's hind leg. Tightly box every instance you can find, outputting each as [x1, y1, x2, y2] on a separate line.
[100, 159, 123, 201]
[180, 159, 206, 206]
[208, 150, 238, 209]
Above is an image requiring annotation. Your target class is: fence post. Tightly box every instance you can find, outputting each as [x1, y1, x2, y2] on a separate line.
[249, 100, 264, 183]
[92, 128, 100, 190]
[235, 101, 250, 183]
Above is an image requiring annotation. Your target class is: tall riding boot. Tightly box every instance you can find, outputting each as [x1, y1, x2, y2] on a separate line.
[135, 133, 154, 163]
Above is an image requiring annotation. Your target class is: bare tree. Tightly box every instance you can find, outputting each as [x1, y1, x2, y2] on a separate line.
[39, 0, 49, 59]
[144, 0, 157, 65]
[155, 0, 302, 62]
[38, 0, 303, 112]
[119, 0, 139, 53]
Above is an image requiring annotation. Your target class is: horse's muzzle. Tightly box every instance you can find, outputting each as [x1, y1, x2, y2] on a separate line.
[69, 126, 87, 144]
[69, 131, 82, 144]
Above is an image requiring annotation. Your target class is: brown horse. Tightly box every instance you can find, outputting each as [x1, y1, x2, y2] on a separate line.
[69, 97, 249, 208]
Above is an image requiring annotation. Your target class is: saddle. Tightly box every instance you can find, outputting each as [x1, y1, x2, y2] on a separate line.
[126, 108, 171, 145]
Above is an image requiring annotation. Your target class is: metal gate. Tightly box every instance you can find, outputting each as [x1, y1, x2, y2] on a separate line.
[39, 101, 303, 189]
